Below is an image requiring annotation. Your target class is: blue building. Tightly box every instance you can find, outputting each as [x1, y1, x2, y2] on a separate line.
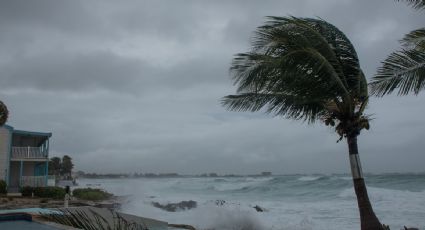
[0, 125, 51, 192]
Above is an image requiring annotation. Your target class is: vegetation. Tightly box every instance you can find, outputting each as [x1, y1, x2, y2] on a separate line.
[0, 100, 8, 126]
[0, 180, 7, 195]
[61, 155, 74, 177]
[40, 208, 148, 230]
[21, 186, 66, 199]
[222, 16, 384, 230]
[48, 157, 61, 176]
[397, 0, 425, 10]
[370, 0, 425, 96]
[48, 155, 74, 179]
[72, 188, 113, 201]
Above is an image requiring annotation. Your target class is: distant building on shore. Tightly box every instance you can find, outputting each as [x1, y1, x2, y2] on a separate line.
[0, 125, 52, 192]
[261, 172, 272, 176]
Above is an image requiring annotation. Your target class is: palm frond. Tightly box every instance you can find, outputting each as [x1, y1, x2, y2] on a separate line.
[40, 209, 148, 230]
[371, 48, 425, 96]
[222, 93, 327, 123]
[255, 16, 362, 93]
[396, 0, 425, 10]
[223, 16, 370, 138]
[401, 28, 425, 50]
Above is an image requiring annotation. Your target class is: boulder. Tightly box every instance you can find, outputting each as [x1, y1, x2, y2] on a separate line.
[151, 200, 197, 212]
[253, 205, 265, 212]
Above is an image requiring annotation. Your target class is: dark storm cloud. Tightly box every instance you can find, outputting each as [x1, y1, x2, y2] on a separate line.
[0, 51, 145, 92]
[0, 0, 424, 174]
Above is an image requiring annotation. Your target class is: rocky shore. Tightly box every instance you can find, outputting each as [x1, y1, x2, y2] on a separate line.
[0, 195, 123, 210]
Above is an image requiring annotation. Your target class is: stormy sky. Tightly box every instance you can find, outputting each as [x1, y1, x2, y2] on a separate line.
[1, 0, 424, 175]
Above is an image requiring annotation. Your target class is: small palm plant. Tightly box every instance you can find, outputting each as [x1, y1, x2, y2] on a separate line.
[40, 209, 148, 230]
[222, 16, 384, 230]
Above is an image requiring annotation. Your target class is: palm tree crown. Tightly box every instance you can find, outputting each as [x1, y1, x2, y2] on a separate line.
[222, 16, 369, 139]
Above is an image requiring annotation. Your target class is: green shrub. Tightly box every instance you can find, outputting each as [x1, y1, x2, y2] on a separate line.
[34, 187, 66, 200]
[21, 186, 65, 199]
[0, 180, 6, 194]
[72, 188, 112, 201]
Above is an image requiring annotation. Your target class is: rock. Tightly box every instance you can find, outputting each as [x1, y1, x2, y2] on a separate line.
[404, 227, 419, 230]
[151, 200, 197, 212]
[253, 205, 265, 212]
[215, 200, 226, 206]
[168, 224, 197, 230]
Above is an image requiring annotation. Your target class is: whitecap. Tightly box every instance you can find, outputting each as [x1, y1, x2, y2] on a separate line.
[297, 176, 322, 181]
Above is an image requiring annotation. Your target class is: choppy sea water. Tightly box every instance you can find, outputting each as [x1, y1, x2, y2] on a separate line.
[78, 174, 425, 230]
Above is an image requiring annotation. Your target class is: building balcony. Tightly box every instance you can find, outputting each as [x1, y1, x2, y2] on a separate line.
[20, 176, 46, 187]
[11, 146, 48, 160]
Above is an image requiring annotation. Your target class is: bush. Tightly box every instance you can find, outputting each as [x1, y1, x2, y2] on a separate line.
[0, 180, 6, 194]
[72, 188, 112, 201]
[34, 187, 66, 200]
[21, 186, 34, 197]
[21, 186, 65, 199]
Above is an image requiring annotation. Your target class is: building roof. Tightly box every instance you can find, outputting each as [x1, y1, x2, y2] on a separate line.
[13, 129, 52, 137]
[2, 124, 52, 137]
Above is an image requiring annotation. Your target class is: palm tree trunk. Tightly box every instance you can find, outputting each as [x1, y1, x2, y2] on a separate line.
[347, 135, 383, 230]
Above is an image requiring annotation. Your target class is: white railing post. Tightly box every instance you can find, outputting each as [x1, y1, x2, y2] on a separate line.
[27, 146, 30, 158]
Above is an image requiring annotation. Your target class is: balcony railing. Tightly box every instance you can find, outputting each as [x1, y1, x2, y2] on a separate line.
[20, 176, 46, 187]
[12, 147, 48, 159]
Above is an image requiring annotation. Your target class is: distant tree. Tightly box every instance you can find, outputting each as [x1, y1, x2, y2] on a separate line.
[222, 16, 384, 230]
[0, 100, 8, 126]
[370, 0, 424, 96]
[61, 155, 74, 178]
[49, 157, 62, 177]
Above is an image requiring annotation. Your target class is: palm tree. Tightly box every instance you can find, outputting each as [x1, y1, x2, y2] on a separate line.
[222, 16, 384, 230]
[370, 1, 425, 96]
[0, 100, 8, 126]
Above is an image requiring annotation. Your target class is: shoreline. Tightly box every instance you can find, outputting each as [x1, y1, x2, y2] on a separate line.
[0, 195, 124, 211]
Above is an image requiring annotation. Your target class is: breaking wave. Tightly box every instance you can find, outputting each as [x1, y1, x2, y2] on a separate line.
[78, 173, 425, 230]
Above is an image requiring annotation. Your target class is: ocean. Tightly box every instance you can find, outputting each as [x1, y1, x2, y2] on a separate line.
[77, 174, 425, 230]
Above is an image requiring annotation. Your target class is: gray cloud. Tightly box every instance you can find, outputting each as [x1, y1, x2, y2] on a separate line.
[0, 0, 424, 174]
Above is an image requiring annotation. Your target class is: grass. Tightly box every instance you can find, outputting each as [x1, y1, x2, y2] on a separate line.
[72, 188, 113, 201]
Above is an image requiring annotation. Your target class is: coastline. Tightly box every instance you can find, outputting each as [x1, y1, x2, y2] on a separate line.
[0, 195, 123, 211]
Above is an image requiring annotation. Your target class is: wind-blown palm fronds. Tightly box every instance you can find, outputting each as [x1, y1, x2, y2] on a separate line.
[371, 48, 425, 96]
[0, 101, 8, 126]
[222, 16, 384, 230]
[222, 16, 369, 138]
[40, 209, 148, 230]
[397, 0, 425, 10]
[371, 1, 425, 96]
[370, 27, 425, 96]
[401, 28, 425, 49]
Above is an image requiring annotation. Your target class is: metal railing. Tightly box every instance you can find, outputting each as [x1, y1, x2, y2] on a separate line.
[12, 146, 47, 159]
[20, 176, 46, 187]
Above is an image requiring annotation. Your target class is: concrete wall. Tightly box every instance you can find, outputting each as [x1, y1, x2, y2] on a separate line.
[0, 126, 11, 182]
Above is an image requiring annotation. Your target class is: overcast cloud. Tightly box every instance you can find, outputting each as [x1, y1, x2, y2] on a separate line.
[1, 0, 424, 174]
